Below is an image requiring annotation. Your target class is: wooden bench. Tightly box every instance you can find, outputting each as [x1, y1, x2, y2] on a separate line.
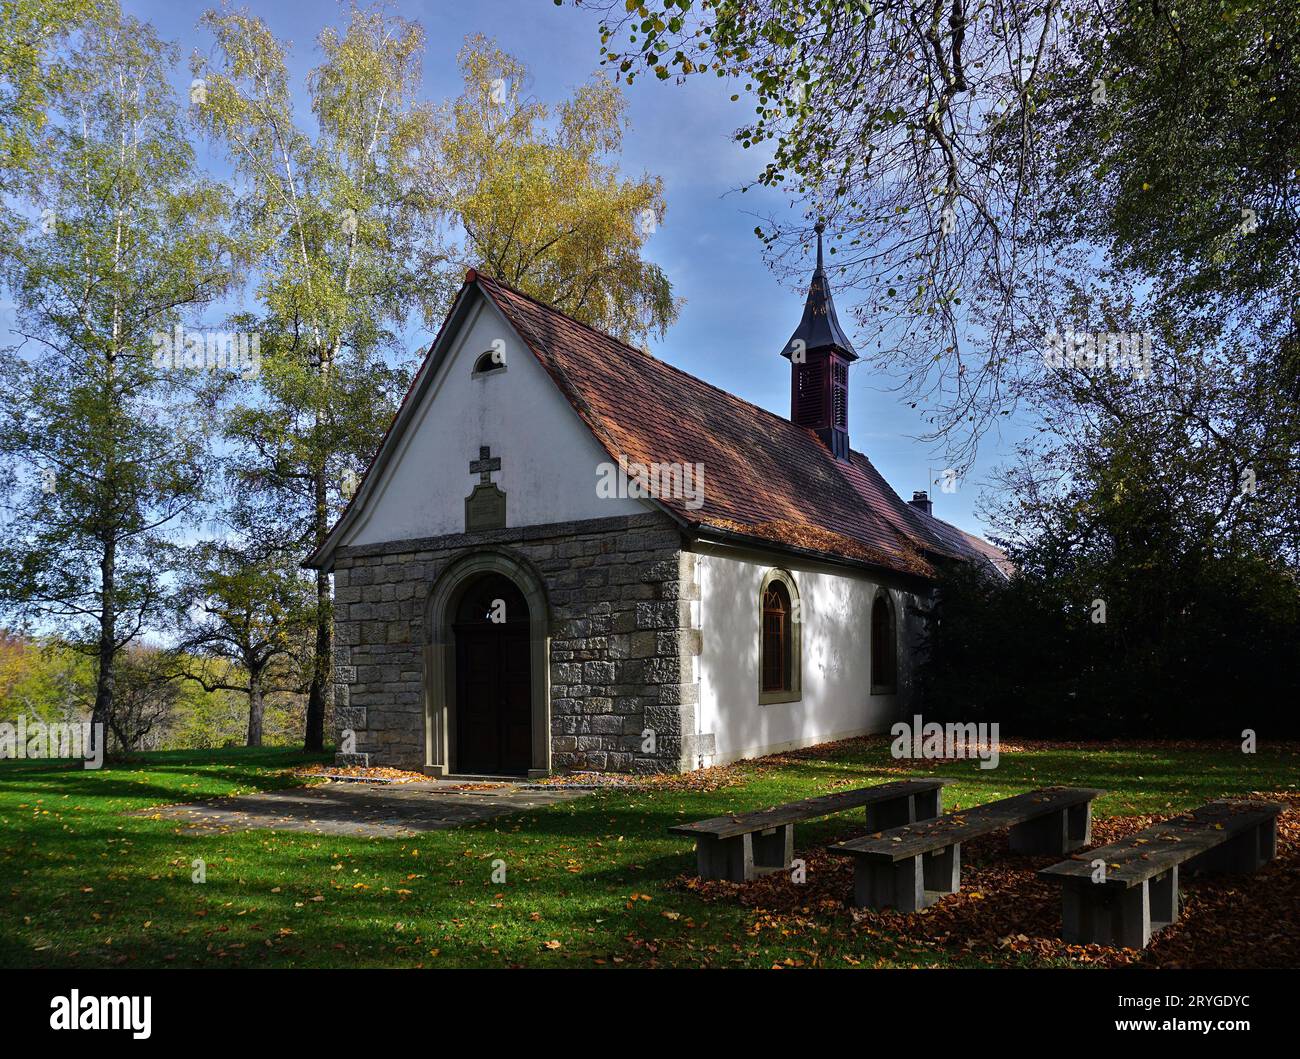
[830, 786, 1105, 911]
[1040, 799, 1282, 949]
[668, 778, 953, 882]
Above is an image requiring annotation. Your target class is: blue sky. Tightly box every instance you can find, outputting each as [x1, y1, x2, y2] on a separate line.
[10, 0, 1021, 540]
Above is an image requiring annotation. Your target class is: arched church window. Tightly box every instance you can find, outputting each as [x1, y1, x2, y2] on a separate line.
[759, 570, 802, 704]
[871, 592, 897, 694]
[473, 350, 505, 375]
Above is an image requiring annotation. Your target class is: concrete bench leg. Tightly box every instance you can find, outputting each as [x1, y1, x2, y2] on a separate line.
[1187, 822, 1274, 875]
[1148, 867, 1179, 933]
[1259, 817, 1278, 863]
[923, 842, 961, 897]
[694, 833, 749, 882]
[1061, 880, 1152, 949]
[865, 794, 915, 832]
[1067, 802, 1092, 849]
[695, 826, 793, 882]
[749, 824, 794, 876]
[914, 787, 943, 822]
[852, 855, 925, 912]
[1009, 808, 1071, 855]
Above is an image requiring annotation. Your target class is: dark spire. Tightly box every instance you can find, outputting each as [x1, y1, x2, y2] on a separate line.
[782, 222, 858, 361]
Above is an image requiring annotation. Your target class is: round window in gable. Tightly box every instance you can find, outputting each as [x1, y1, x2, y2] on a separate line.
[473, 350, 505, 375]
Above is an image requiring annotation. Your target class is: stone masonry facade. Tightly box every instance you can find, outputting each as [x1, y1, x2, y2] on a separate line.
[330, 512, 703, 774]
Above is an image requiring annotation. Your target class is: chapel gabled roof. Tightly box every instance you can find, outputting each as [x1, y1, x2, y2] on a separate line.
[472, 273, 1001, 578]
[306, 269, 1006, 578]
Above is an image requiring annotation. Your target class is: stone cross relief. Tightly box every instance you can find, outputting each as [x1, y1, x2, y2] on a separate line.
[469, 445, 501, 485]
[464, 445, 506, 531]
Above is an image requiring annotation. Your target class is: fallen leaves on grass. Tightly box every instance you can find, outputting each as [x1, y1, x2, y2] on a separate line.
[531, 762, 751, 793]
[289, 764, 425, 784]
[669, 791, 1300, 969]
[748, 734, 1300, 772]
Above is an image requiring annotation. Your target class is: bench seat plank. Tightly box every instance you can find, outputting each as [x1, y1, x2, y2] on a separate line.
[668, 778, 953, 840]
[1040, 799, 1282, 949]
[1040, 799, 1282, 888]
[829, 786, 1106, 912]
[832, 787, 1106, 863]
[668, 778, 954, 883]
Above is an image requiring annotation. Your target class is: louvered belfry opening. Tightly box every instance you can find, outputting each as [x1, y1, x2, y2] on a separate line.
[781, 223, 859, 461]
[794, 353, 827, 424]
[832, 360, 848, 427]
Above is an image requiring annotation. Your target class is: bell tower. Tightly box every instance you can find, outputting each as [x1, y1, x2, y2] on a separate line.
[781, 223, 858, 460]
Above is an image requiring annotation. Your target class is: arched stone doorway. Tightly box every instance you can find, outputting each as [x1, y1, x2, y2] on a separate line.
[453, 573, 531, 774]
[423, 550, 551, 777]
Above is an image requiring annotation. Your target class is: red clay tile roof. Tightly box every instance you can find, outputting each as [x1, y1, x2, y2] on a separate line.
[473, 272, 1005, 580]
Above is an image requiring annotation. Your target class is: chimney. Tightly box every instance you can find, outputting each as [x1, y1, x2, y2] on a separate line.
[909, 490, 933, 516]
[781, 223, 858, 461]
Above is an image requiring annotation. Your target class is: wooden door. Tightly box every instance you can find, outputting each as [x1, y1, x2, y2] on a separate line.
[453, 574, 531, 775]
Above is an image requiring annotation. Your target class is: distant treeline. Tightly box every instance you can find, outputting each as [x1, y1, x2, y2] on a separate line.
[0, 631, 307, 753]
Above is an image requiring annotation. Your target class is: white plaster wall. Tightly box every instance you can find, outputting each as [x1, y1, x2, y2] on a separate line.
[343, 295, 645, 547]
[696, 548, 914, 765]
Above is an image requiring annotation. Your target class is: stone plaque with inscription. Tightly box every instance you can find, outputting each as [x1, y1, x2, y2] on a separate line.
[465, 482, 506, 531]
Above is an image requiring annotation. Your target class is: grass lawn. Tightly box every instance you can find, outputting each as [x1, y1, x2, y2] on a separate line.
[1, 738, 1296, 969]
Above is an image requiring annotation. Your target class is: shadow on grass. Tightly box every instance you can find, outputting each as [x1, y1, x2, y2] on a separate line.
[4, 739, 1296, 969]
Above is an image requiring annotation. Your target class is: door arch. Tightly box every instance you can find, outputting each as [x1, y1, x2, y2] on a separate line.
[423, 550, 551, 777]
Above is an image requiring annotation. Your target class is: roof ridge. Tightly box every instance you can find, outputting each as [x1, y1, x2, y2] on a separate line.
[473, 270, 653, 359]
[475, 269, 845, 448]
[837, 450, 981, 560]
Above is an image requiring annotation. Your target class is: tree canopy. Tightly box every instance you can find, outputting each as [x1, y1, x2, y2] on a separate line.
[420, 34, 678, 344]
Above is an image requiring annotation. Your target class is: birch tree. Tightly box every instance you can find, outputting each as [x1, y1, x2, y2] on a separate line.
[0, 10, 233, 746]
[192, 3, 431, 750]
[0, 0, 97, 187]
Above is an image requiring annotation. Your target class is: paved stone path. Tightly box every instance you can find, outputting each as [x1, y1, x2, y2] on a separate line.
[137, 779, 589, 837]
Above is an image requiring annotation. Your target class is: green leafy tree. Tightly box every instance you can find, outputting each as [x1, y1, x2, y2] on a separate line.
[172, 539, 314, 747]
[921, 303, 1300, 736]
[1041, 0, 1300, 357]
[0, 630, 95, 721]
[420, 34, 678, 344]
[0, 10, 233, 749]
[0, 0, 98, 186]
[192, 2, 433, 750]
